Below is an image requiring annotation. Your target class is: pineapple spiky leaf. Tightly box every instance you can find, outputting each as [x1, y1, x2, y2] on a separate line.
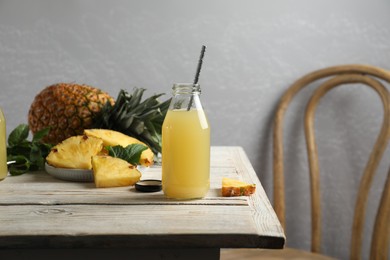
[92, 88, 171, 155]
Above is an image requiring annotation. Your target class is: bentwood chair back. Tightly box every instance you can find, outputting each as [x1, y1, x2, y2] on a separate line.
[221, 64, 390, 260]
[273, 64, 390, 259]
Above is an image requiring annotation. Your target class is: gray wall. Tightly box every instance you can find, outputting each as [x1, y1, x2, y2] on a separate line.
[1, 0, 389, 259]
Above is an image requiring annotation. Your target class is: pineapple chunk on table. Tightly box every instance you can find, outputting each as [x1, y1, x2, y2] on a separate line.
[222, 177, 256, 197]
[92, 155, 141, 188]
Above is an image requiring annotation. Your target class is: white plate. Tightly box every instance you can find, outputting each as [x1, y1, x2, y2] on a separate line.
[45, 163, 94, 182]
[45, 163, 149, 183]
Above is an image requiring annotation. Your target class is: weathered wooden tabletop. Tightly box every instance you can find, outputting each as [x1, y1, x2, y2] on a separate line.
[0, 146, 285, 259]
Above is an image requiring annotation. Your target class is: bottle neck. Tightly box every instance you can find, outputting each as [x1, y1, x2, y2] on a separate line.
[172, 83, 201, 96]
[170, 83, 202, 111]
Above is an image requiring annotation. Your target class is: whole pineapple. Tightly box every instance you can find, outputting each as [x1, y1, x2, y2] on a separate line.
[28, 83, 115, 144]
[28, 84, 170, 155]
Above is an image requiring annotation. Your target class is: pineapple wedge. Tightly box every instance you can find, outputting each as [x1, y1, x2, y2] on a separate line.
[46, 135, 103, 169]
[92, 155, 141, 188]
[222, 177, 256, 197]
[84, 129, 154, 167]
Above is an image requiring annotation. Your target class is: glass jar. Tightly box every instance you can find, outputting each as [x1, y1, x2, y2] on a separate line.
[0, 108, 7, 181]
[162, 83, 210, 199]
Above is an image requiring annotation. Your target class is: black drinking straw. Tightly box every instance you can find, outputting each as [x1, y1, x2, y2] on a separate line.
[187, 45, 206, 111]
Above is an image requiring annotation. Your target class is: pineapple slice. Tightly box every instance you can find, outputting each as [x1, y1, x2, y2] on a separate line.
[92, 155, 141, 188]
[222, 177, 256, 197]
[84, 129, 154, 167]
[46, 135, 103, 169]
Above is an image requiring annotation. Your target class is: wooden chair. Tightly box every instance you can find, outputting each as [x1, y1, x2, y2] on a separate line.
[221, 64, 390, 260]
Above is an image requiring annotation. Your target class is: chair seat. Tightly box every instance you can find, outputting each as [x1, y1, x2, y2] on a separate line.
[221, 248, 336, 260]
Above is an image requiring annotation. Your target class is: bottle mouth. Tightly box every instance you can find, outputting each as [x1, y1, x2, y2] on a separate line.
[172, 83, 201, 94]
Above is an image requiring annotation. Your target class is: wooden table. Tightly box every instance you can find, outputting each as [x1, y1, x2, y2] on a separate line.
[0, 146, 285, 259]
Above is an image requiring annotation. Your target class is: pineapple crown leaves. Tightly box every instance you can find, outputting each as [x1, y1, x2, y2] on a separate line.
[93, 87, 171, 155]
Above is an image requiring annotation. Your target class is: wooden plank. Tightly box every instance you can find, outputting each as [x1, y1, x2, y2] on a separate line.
[0, 146, 285, 249]
[0, 204, 282, 249]
[232, 147, 286, 238]
[0, 204, 256, 235]
[0, 167, 247, 205]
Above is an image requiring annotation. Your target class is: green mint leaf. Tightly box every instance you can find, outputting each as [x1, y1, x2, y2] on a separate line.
[106, 144, 148, 165]
[30, 143, 46, 169]
[8, 124, 29, 147]
[32, 127, 50, 142]
[105, 145, 126, 159]
[7, 155, 31, 176]
[6, 124, 52, 175]
[123, 144, 148, 164]
[7, 141, 31, 158]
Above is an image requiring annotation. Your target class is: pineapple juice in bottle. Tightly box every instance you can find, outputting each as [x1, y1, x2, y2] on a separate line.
[0, 108, 7, 180]
[162, 83, 210, 199]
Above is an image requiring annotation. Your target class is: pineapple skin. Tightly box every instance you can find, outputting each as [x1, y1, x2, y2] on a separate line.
[221, 177, 256, 197]
[92, 155, 142, 188]
[84, 129, 154, 167]
[46, 135, 104, 169]
[28, 83, 114, 145]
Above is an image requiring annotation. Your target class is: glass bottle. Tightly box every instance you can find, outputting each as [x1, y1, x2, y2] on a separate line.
[162, 83, 210, 199]
[0, 108, 7, 181]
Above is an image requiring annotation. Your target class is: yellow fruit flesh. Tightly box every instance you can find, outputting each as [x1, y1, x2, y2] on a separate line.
[46, 135, 103, 169]
[221, 177, 256, 197]
[84, 129, 154, 166]
[92, 155, 141, 188]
